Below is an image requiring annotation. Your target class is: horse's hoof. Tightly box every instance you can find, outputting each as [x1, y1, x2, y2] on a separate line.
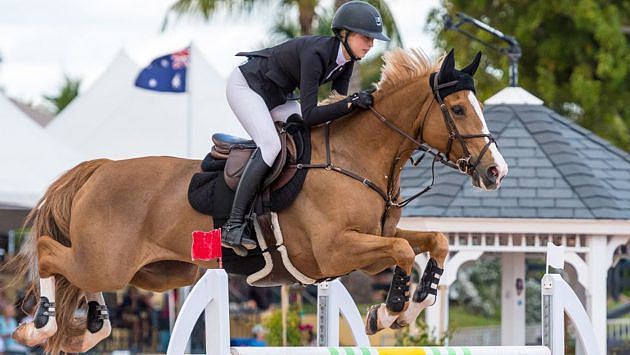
[12, 320, 57, 347]
[82, 320, 112, 351]
[365, 304, 380, 335]
[390, 318, 408, 329]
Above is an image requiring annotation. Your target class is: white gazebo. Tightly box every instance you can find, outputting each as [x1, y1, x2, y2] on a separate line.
[399, 87, 630, 355]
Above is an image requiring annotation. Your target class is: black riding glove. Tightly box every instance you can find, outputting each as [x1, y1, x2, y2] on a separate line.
[346, 90, 374, 109]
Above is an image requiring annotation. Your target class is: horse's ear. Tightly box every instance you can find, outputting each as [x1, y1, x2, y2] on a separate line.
[462, 51, 482, 76]
[440, 49, 456, 77]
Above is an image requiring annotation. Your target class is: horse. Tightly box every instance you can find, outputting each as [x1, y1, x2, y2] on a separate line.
[8, 48, 507, 353]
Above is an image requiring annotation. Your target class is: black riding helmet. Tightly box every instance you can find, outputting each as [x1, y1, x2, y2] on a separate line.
[332, 1, 390, 61]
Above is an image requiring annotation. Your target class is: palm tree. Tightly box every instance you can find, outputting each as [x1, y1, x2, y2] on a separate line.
[43, 74, 81, 114]
[163, 0, 401, 45]
[161, 0, 259, 31]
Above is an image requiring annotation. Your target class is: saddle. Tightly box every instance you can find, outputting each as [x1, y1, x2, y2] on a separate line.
[210, 122, 299, 192]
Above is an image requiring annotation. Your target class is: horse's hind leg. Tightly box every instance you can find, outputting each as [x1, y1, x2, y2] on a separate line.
[60, 292, 112, 353]
[12, 276, 58, 346]
[14, 235, 74, 346]
[386, 229, 447, 329]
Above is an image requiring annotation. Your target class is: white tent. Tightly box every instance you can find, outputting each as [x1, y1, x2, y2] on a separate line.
[47, 44, 247, 161]
[0, 93, 80, 208]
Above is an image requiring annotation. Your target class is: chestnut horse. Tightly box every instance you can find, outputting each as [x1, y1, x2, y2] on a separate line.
[9, 49, 507, 353]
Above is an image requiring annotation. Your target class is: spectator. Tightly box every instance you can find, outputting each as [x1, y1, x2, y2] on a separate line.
[0, 281, 9, 311]
[247, 287, 272, 311]
[150, 292, 171, 352]
[0, 304, 28, 354]
[118, 287, 151, 352]
[251, 324, 266, 346]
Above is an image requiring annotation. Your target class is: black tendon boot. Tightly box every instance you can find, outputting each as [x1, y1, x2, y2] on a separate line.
[385, 266, 411, 313]
[221, 148, 270, 256]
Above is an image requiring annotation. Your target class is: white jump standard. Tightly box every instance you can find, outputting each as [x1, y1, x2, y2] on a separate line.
[167, 243, 603, 355]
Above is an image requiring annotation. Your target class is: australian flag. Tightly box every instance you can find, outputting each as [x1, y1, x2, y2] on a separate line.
[134, 47, 189, 93]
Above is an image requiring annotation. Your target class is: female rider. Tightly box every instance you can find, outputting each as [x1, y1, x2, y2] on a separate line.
[223, 1, 390, 254]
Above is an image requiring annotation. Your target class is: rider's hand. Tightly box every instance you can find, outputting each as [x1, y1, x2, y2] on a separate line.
[346, 90, 374, 110]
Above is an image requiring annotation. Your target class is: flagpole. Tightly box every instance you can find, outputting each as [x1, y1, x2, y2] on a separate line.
[186, 86, 192, 157]
[186, 43, 193, 157]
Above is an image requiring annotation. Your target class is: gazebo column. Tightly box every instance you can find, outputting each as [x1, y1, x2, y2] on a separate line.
[426, 250, 483, 343]
[424, 284, 450, 341]
[587, 235, 608, 355]
[501, 252, 525, 345]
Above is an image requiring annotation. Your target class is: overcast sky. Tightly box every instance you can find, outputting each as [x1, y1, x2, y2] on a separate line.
[0, 0, 440, 105]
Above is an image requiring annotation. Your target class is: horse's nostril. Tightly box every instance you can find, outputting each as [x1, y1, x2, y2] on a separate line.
[488, 166, 499, 179]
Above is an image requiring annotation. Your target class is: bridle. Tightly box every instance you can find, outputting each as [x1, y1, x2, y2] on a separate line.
[428, 73, 496, 176]
[294, 71, 497, 227]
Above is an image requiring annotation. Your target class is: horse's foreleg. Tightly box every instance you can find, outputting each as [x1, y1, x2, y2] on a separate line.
[388, 228, 447, 329]
[316, 231, 416, 336]
[61, 292, 112, 353]
[318, 231, 415, 276]
[13, 276, 58, 346]
[393, 229, 449, 263]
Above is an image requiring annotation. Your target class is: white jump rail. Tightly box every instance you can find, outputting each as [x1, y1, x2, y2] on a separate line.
[229, 346, 551, 354]
[167, 243, 603, 355]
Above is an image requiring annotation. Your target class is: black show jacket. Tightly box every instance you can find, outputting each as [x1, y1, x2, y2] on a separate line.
[236, 35, 354, 126]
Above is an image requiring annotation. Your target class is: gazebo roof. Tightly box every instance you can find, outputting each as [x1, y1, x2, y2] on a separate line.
[401, 88, 630, 220]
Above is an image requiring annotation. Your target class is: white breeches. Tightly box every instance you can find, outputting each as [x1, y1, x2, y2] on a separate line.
[226, 67, 301, 166]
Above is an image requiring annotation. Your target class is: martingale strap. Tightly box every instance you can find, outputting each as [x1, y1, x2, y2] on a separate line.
[292, 72, 498, 230]
[295, 124, 390, 202]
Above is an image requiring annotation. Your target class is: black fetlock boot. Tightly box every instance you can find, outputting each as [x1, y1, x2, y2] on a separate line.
[222, 148, 270, 256]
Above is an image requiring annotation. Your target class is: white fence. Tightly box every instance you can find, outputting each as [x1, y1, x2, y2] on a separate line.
[450, 324, 542, 346]
[449, 319, 630, 347]
[608, 318, 630, 347]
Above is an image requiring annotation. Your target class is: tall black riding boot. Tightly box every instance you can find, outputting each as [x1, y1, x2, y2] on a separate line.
[222, 148, 270, 256]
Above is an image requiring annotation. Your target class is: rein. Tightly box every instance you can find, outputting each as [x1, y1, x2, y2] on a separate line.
[293, 73, 497, 222]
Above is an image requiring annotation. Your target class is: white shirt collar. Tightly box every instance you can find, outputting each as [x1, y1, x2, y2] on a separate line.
[336, 44, 349, 66]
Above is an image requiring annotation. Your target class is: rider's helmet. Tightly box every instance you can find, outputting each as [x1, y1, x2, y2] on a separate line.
[332, 1, 390, 42]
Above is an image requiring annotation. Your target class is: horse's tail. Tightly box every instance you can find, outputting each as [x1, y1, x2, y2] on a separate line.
[4, 158, 109, 354]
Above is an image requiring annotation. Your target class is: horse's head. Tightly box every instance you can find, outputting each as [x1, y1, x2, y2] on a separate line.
[421, 49, 508, 190]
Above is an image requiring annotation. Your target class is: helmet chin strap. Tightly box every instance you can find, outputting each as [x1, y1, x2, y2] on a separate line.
[336, 33, 360, 61]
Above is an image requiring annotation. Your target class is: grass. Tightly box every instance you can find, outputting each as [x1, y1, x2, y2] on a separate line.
[449, 304, 501, 329]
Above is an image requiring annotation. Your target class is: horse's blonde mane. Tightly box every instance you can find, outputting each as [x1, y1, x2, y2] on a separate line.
[321, 48, 440, 104]
[377, 48, 440, 91]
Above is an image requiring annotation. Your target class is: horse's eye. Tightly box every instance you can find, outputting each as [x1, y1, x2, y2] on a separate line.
[452, 105, 465, 116]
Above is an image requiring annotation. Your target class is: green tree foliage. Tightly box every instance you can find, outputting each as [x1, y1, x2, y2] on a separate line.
[427, 1, 630, 151]
[164, 0, 401, 43]
[451, 258, 501, 317]
[262, 305, 303, 346]
[43, 74, 80, 114]
[395, 316, 449, 346]
[162, 0, 260, 31]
